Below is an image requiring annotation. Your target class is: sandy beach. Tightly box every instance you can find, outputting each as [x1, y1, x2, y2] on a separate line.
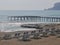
[0, 36, 60, 45]
[0, 23, 60, 45]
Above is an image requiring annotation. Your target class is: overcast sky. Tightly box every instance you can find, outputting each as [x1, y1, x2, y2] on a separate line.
[0, 0, 60, 10]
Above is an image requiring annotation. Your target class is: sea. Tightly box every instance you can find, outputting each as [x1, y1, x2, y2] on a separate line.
[0, 10, 60, 32]
[0, 10, 60, 22]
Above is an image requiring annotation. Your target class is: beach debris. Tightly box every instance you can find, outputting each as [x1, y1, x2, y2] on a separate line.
[2, 34, 12, 40]
[49, 28, 57, 36]
[14, 33, 21, 38]
[40, 29, 49, 37]
[56, 29, 60, 38]
[31, 30, 41, 39]
[18, 32, 31, 41]
[21, 24, 40, 29]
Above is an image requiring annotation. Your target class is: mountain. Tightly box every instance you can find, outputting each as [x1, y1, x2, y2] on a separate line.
[47, 2, 60, 10]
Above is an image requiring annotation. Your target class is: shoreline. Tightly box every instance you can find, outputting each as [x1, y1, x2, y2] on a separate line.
[0, 22, 60, 32]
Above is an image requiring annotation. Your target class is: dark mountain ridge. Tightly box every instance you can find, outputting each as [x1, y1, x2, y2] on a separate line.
[47, 2, 60, 10]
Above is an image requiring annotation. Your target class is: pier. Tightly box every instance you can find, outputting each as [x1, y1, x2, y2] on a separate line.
[8, 16, 60, 22]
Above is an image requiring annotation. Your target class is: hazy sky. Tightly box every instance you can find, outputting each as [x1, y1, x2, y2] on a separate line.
[0, 0, 60, 10]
